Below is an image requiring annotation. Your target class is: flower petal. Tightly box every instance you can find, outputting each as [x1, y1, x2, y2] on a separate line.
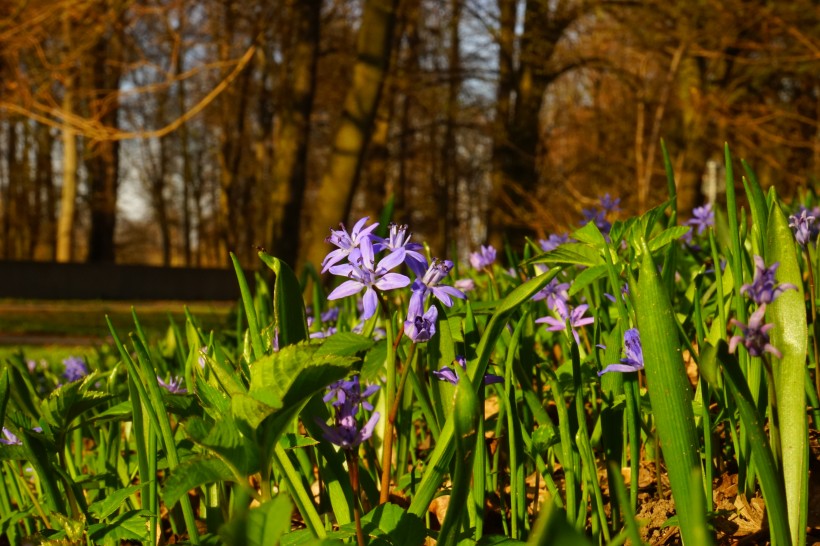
[327, 280, 365, 300]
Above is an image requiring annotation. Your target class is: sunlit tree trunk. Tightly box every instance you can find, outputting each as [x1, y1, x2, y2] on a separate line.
[440, 0, 462, 252]
[269, 0, 321, 268]
[56, 12, 77, 263]
[300, 0, 399, 270]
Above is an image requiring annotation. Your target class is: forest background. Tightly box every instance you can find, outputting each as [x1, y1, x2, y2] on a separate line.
[1, 0, 819, 273]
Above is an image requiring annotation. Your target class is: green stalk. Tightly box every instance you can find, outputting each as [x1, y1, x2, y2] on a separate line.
[380, 340, 416, 503]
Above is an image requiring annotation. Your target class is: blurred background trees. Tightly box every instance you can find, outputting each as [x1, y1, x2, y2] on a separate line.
[0, 0, 818, 268]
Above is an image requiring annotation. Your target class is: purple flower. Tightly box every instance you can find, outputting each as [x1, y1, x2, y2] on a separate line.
[316, 400, 380, 450]
[536, 300, 595, 344]
[740, 255, 798, 304]
[685, 203, 714, 236]
[320, 307, 340, 323]
[454, 278, 476, 292]
[431, 355, 503, 385]
[729, 304, 781, 358]
[408, 259, 466, 317]
[598, 328, 644, 375]
[157, 375, 187, 394]
[321, 217, 380, 273]
[323, 375, 379, 411]
[470, 245, 497, 270]
[789, 209, 816, 247]
[327, 237, 411, 320]
[310, 326, 338, 339]
[1, 427, 21, 446]
[372, 223, 428, 277]
[62, 356, 88, 382]
[600, 194, 621, 214]
[404, 303, 438, 343]
[532, 277, 570, 311]
[581, 208, 611, 233]
[539, 233, 570, 252]
[317, 376, 381, 450]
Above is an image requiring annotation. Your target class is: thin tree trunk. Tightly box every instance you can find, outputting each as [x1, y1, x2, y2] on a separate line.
[57, 13, 77, 263]
[300, 0, 400, 270]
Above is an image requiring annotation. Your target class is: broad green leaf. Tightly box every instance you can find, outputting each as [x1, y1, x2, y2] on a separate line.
[232, 392, 281, 431]
[648, 225, 691, 252]
[568, 264, 608, 297]
[339, 503, 426, 546]
[40, 377, 111, 431]
[249, 344, 356, 405]
[766, 196, 808, 545]
[161, 456, 236, 507]
[221, 495, 293, 546]
[633, 238, 710, 546]
[88, 483, 145, 520]
[571, 221, 608, 247]
[361, 339, 388, 381]
[280, 433, 319, 450]
[87, 510, 152, 542]
[259, 251, 310, 347]
[315, 332, 375, 357]
[185, 417, 260, 476]
[526, 243, 603, 268]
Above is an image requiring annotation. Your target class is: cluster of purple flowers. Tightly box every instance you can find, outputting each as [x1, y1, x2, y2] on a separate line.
[322, 217, 467, 344]
[316, 376, 380, 450]
[729, 256, 796, 358]
[789, 207, 817, 247]
[581, 194, 620, 234]
[158, 375, 187, 394]
[62, 356, 89, 382]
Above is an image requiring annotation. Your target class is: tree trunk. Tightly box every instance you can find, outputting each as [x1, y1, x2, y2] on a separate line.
[299, 0, 400, 270]
[269, 0, 321, 269]
[86, 9, 123, 263]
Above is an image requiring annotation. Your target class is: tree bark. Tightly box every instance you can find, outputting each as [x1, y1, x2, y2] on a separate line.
[268, 0, 321, 268]
[299, 0, 400, 271]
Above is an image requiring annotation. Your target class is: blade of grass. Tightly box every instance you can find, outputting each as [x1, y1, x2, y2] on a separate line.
[231, 252, 265, 360]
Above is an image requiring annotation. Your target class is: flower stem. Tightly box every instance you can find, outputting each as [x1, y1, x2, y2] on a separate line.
[379, 339, 416, 503]
[348, 451, 367, 546]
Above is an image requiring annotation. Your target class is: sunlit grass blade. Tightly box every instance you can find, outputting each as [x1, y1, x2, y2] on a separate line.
[766, 195, 808, 546]
[633, 238, 711, 546]
[231, 252, 265, 360]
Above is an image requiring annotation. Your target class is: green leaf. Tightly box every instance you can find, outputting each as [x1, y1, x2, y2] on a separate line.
[361, 339, 388, 381]
[571, 221, 608, 247]
[648, 225, 691, 252]
[633, 238, 710, 546]
[568, 264, 608, 297]
[526, 243, 603, 267]
[345, 503, 426, 546]
[766, 196, 808, 545]
[526, 501, 593, 546]
[221, 495, 293, 546]
[185, 417, 260, 477]
[161, 455, 236, 507]
[280, 433, 319, 450]
[0, 369, 9, 432]
[699, 342, 790, 546]
[87, 510, 152, 542]
[88, 483, 145, 520]
[40, 378, 112, 431]
[315, 332, 375, 357]
[249, 344, 356, 406]
[259, 251, 310, 347]
[232, 392, 282, 431]
[232, 252, 265, 360]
